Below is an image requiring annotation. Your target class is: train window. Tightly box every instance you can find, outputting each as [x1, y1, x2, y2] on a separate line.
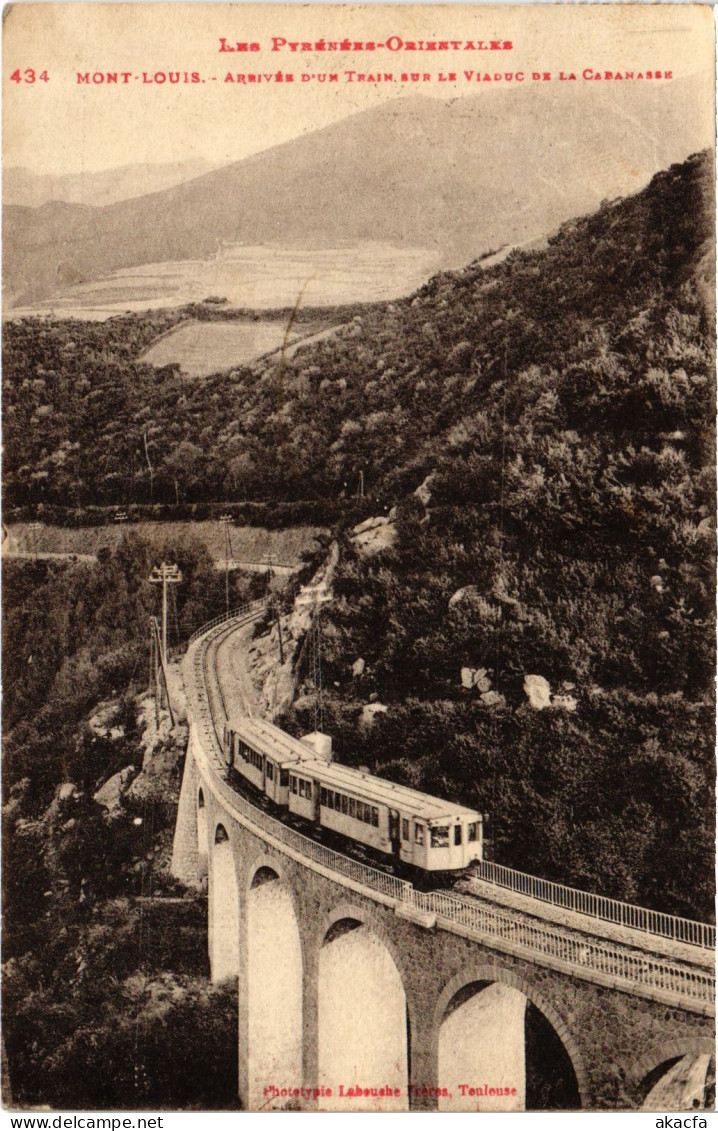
[454, 825, 462, 845]
[430, 826, 449, 847]
[363, 803, 370, 823]
[348, 797, 356, 818]
[333, 792, 340, 810]
[266, 761, 274, 781]
[305, 781, 312, 800]
[468, 822, 478, 842]
[280, 770, 289, 787]
[290, 776, 297, 794]
[372, 807, 379, 827]
[321, 787, 327, 806]
[341, 794, 348, 815]
[402, 819, 409, 841]
[415, 823, 424, 845]
[299, 779, 306, 797]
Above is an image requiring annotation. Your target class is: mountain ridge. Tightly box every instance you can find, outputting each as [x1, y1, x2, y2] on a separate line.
[4, 83, 711, 307]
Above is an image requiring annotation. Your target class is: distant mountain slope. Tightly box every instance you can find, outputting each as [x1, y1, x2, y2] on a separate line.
[3, 159, 221, 208]
[3, 83, 710, 306]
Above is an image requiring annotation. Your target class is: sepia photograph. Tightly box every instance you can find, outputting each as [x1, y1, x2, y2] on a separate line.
[1, 2, 715, 1115]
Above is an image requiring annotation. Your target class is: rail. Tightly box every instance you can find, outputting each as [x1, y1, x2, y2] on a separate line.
[186, 612, 715, 1012]
[474, 860, 715, 951]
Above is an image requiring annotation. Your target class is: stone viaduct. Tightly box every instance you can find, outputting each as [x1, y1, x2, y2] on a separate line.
[171, 607, 715, 1112]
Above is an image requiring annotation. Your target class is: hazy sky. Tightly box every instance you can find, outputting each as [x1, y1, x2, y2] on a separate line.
[3, 3, 714, 177]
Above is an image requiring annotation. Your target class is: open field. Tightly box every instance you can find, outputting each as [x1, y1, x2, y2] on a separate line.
[3, 522, 326, 567]
[4, 242, 442, 321]
[139, 319, 341, 377]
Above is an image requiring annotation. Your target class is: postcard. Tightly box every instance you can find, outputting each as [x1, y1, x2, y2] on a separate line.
[2, 2, 715, 1116]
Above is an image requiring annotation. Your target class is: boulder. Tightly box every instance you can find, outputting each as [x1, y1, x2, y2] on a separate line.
[352, 658, 366, 677]
[449, 585, 481, 608]
[414, 474, 436, 507]
[94, 766, 135, 813]
[353, 515, 390, 535]
[352, 522, 397, 557]
[460, 666, 492, 692]
[480, 690, 505, 707]
[524, 675, 552, 710]
[361, 703, 388, 726]
[552, 694, 577, 712]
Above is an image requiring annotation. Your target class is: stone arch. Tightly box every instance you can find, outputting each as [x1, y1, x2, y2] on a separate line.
[244, 859, 303, 1110]
[433, 964, 586, 1111]
[630, 1039, 716, 1111]
[196, 788, 208, 881]
[245, 853, 304, 929]
[317, 902, 409, 1111]
[210, 822, 240, 983]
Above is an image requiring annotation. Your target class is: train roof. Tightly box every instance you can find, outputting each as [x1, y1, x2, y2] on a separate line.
[228, 715, 306, 769]
[228, 713, 481, 825]
[305, 758, 481, 824]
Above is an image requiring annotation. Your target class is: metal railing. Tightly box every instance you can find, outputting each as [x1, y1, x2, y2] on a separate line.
[185, 613, 715, 1011]
[474, 860, 715, 951]
[188, 599, 266, 646]
[413, 890, 714, 1006]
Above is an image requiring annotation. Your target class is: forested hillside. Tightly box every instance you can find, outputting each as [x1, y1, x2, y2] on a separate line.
[3, 150, 715, 922]
[2, 539, 265, 1106]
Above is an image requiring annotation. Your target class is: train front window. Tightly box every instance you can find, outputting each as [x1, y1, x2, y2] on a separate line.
[415, 824, 424, 845]
[290, 776, 297, 794]
[454, 825, 462, 846]
[299, 779, 306, 798]
[402, 819, 409, 841]
[430, 826, 449, 847]
[280, 770, 289, 787]
[266, 761, 274, 781]
[468, 822, 478, 842]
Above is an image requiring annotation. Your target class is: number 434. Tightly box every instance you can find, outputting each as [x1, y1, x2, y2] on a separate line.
[10, 69, 50, 83]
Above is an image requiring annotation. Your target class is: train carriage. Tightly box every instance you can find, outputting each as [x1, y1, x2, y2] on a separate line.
[224, 717, 304, 805]
[312, 759, 483, 871]
[224, 714, 483, 872]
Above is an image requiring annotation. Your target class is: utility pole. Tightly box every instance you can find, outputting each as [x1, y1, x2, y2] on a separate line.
[150, 616, 175, 726]
[219, 515, 233, 615]
[148, 561, 182, 668]
[29, 521, 42, 560]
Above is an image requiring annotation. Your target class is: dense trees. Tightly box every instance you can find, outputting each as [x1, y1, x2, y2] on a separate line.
[2, 540, 265, 1106]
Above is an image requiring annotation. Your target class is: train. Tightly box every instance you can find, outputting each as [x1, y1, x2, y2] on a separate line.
[222, 713, 483, 873]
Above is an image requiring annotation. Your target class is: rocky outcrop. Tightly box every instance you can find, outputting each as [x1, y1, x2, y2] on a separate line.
[351, 516, 397, 557]
[523, 674, 577, 712]
[360, 703, 388, 726]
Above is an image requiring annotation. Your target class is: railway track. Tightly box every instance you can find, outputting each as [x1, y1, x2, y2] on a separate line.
[185, 606, 715, 1014]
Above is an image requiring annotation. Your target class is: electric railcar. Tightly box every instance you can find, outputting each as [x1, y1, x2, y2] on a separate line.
[222, 714, 483, 872]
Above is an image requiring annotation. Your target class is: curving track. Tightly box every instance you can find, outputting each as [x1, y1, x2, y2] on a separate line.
[184, 606, 715, 1017]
